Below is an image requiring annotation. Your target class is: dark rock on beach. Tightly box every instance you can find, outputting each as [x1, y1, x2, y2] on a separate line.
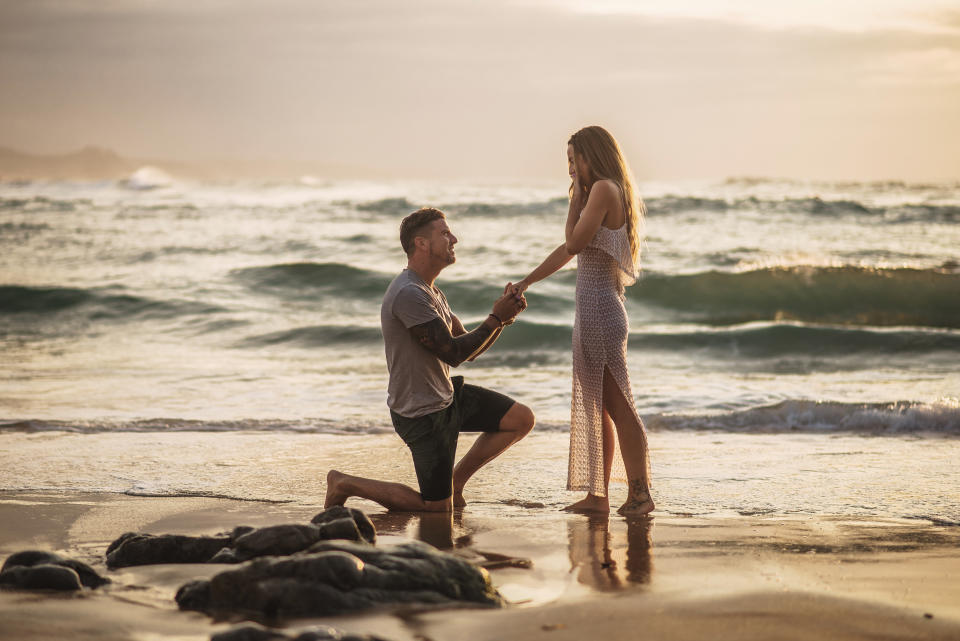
[310, 506, 376, 544]
[0, 564, 83, 591]
[210, 507, 376, 564]
[177, 539, 502, 620]
[106, 532, 233, 569]
[305, 539, 500, 603]
[0, 550, 110, 591]
[106, 507, 378, 568]
[211, 622, 391, 641]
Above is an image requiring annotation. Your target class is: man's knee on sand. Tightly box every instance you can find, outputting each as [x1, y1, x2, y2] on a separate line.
[501, 402, 536, 436]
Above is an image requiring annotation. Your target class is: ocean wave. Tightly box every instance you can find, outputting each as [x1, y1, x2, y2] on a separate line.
[629, 324, 960, 357]
[236, 321, 565, 351]
[239, 324, 382, 348]
[347, 193, 960, 224]
[0, 221, 51, 232]
[232, 261, 575, 315]
[769, 196, 869, 216]
[448, 198, 569, 217]
[644, 194, 960, 222]
[646, 195, 730, 213]
[232, 262, 394, 300]
[0, 417, 392, 435]
[130, 245, 227, 263]
[233, 318, 960, 361]
[120, 166, 174, 190]
[355, 197, 417, 214]
[723, 176, 960, 191]
[3, 187, 955, 224]
[0, 195, 87, 212]
[635, 266, 960, 328]
[353, 196, 569, 218]
[0, 285, 223, 321]
[4, 399, 956, 436]
[230, 262, 959, 329]
[646, 399, 960, 435]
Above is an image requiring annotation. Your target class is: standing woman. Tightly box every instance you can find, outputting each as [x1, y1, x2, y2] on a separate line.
[513, 126, 653, 515]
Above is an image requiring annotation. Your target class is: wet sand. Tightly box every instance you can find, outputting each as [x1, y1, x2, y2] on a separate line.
[2, 491, 959, 641]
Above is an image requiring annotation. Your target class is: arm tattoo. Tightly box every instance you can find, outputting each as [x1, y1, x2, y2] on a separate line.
[409, 317, 494, 367]
[467, 325, 502, 362]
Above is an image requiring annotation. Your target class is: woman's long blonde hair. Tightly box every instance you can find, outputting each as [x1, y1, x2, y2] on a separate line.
[568, 125, 644, 265]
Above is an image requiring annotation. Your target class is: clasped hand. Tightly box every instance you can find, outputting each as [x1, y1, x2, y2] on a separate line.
[492, 282, 528, 325]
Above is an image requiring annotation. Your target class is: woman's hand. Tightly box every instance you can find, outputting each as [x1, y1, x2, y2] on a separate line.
[570, 176, 587, 213]
[493, 286, 526, 326]
[507, 280, 529, 297]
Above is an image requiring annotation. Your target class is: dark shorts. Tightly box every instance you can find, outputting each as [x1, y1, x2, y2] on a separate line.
[390, 376, 516, 502]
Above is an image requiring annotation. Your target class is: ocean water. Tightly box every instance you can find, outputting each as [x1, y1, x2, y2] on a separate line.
[1, 173, 959, 520]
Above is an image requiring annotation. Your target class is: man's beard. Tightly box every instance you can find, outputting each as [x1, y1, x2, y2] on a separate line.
[432, 244, 455, 265]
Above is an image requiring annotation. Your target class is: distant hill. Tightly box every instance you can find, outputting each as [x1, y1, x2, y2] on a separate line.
[0, 145, 146, 180]
[0, 145, 392, 181]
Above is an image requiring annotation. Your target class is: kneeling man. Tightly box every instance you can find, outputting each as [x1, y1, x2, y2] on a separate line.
[325, 207, 534, 511]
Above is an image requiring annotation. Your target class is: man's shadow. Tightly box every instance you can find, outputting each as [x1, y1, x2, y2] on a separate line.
[567, 515, 653, 591]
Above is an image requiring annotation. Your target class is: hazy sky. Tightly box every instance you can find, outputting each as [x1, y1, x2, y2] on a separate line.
[1, 0, 958, 181]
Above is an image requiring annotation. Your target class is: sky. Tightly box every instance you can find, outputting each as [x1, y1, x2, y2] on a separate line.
[1, 0, 958, 182]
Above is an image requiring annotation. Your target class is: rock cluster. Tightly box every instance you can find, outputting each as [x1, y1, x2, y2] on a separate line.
[177, 539, 502, 620]
[1, 505, 502, 640]
[106, 506, 376, 568]
[0, 550, 110, 591]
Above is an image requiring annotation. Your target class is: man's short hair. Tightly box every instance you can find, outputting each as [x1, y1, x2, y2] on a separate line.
[399, 207, 446, 256]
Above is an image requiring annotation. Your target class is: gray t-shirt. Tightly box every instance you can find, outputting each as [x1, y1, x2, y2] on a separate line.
[381, 268, 455, 418]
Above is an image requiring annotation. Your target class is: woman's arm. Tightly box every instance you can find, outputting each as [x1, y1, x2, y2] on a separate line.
[565, 187, 585, 243]
[515, 243, 575, 294]
[515, 181, 616, 294]
[565, 180, 616, 254]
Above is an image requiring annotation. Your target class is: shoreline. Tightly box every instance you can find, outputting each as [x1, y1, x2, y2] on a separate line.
[2, 491, 959, 641]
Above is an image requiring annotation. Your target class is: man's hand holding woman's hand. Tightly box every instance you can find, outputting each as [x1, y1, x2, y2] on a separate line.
[507, 280, 529, 298]
[492, 284, 527, 326]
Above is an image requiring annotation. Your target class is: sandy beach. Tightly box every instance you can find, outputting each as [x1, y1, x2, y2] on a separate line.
[2, 484, 959, 641]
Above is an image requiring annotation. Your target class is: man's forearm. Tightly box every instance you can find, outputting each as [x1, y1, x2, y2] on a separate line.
[466, 324, 503, 362]
[410, 317, 500, 367]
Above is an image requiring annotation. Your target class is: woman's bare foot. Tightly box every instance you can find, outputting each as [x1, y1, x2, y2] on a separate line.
[617, 483, 654, 516]
[617, 497, 654, 516]
[563, 493, 609, 513]
[453, 489, 467, 508]
[324, 469, 350, 508]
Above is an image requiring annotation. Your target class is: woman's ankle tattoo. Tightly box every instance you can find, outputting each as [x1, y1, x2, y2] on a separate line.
[629, 479, 651, 499]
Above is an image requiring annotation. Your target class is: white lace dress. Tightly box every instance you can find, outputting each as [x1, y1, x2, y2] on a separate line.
[568, 223, 646, 496]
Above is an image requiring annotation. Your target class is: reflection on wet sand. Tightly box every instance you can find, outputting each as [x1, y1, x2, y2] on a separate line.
[567, 516, 653, 591]
[367, 511, 651, 589]
[367, 511, 533, 570]
[369, 511, 466, 550]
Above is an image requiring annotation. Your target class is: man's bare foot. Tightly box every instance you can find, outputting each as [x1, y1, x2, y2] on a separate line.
[453, 489, 466, 508]
[324, 469, 349, 508]
[562, 493, 609, 513]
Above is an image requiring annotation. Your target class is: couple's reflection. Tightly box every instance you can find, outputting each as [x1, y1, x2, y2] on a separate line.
[567, 515, 653, 590]
[367, 510, 653, 591]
